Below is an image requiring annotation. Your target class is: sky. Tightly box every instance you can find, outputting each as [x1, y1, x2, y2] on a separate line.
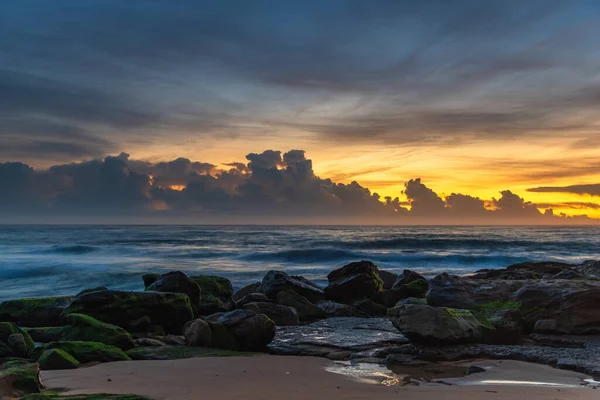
[2, 0, 600, 224]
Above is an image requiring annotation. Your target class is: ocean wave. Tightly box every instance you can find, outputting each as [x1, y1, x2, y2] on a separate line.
[44, 245, 100, 255]
[243, 248, 359, 263]
[310, 237, 579, 251]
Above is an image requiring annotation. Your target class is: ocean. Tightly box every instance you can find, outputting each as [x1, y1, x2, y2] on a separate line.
[1, 225, 599, 301]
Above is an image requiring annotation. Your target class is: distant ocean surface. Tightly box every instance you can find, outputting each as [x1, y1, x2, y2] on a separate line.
[1, 225, 599, 301]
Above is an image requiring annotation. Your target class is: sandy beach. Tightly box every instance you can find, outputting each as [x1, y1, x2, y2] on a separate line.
[41, 355, 598, 400]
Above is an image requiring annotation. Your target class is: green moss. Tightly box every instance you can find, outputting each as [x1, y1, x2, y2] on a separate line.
[36, 341, 130, 363]
[126, 344, 254, 360]
[190, 275, 235, 315]
[63, 290, 194, 335]
[445, 308, 472, 318]
[0, 322, 35, 355]
[401, 279, 429, 298]
[478, 301, 521, 313]
[38, 349, 80, 370]
[472, 312, 496, 330]
[0, 360, 42, 395]
[0, 296, 73, 327]
[61, 314, 134, 350]
[24, 327, 66, 343]
[445, 308, 495, 330]
[76, 287, 108, 297]
[25, 393, 151, 400]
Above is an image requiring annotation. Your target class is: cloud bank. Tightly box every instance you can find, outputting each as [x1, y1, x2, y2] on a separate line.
[0, 150, 595, 224]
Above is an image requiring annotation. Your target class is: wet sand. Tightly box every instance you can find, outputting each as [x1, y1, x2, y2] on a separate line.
[41, 355, 598, 400]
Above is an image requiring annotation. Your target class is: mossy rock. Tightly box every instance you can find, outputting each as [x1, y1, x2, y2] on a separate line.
[25, 393, 151, 400]
[0, 296, 73, 327]
[400, 279, 429, 298]
[24, 327, 66, 343]
[0, 322, 35, 356]
[61, 314, 134, 350]
[0, 359, 43, 396]
[126, 345, 253, 360]
[35, 341, 130, 363]
[325, 261, 384, 302]
[63, 290, 194, 334]
[37, 349, 80, 370]
[389, 304, 493, 344]
[76, 287, 108, 297]
[190, 275, 235, 315]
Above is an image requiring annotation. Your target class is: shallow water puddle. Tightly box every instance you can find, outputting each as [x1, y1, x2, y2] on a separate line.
[325, 362, 402, 386]
[325, 361, 472, 386]
[468, 380, 580, 388]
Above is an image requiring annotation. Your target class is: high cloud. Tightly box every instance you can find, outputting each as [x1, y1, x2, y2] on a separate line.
[528, 184, 600, 197]
[0, 150, 595, 224]
[3, 1, 600, 165]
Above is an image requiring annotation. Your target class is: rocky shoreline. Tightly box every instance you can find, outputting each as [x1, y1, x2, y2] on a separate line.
[2, 259, 600, 398]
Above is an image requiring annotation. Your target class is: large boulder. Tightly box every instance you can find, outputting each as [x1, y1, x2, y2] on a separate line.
[0, 360, 43, 396]
[61, 313, 135, 350]
[212, 309, 276, 351]
[242, 302, 299, 326]
[324, 261, 383, 303]
[232, 282, 262, 302]
[37, 348, 80, 370]
[471, 261, 574, 280]
[388, 304, 490, 344]
[146, 271, 201, 311]
[261, 271, 324, 303]
[392, 269, 427, 289]
[184, 319, 212, 347]
[63, 290, 194, 334]
[0, 322, 34, 357]
[36, 341, 130, 363]
[7, 334, 30, 358]
[190, 275, 235, 315]
[276, 290, 325, 322]
[426, 273, 476, 309]
[426, 273, 519, 310]
[513, 280, 600, 334]
[0, 296, 73, 327]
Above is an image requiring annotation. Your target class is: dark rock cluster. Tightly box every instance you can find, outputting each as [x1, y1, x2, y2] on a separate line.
[2, 259, 600, 397]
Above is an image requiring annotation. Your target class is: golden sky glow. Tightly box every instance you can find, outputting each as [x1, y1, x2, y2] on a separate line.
[125, 133, 600, 219]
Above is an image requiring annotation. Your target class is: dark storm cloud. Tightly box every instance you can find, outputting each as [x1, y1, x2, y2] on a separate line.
[528, 184, 600, 197]
[0, 149, 594, 222]
[2, 0, 600, 163]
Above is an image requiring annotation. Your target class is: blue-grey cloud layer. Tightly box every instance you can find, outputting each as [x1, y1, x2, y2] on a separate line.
[2, 0, 600, 164]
